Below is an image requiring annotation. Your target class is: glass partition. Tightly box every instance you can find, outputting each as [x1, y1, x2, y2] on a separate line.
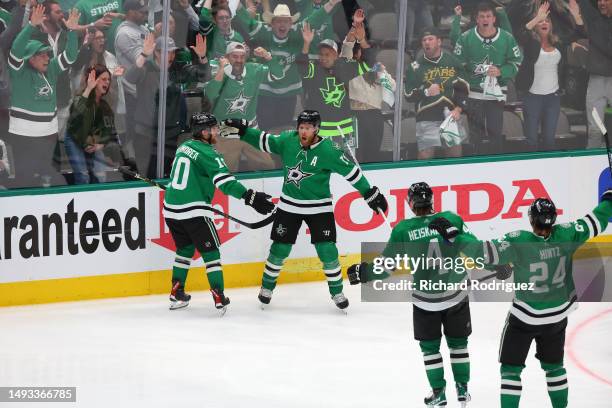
[1, 0, 608, 188]
[399, 0, 594, 161]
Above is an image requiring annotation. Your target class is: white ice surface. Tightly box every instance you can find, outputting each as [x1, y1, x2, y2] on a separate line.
[1, 282, 611, 407]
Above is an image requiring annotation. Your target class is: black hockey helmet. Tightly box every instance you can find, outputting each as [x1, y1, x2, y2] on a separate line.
[297, 110, 321, 129]
[408, 182, 433, 209]
[191, 112, 218, 138]
[529, 198, 557, 228]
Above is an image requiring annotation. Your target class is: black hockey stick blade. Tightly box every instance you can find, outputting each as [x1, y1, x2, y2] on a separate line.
[117, 166, 275, 229]
[118, 166, 167, 190]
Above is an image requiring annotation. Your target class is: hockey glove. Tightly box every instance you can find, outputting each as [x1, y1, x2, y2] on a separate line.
[243, 189, 275, 215]
[220, 119, 248, 138]
[428, 217, 459, 242]
[347, 262, 368, 285]
[493, 264, 513, 280]
[364, 186, 388, 214]
[601, 189, 612, 202]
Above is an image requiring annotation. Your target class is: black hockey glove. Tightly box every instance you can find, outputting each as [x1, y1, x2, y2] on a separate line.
[493, 264, 513, 280]
[601, 189, 612, 202]
[243, 189, 275, 215]
[220, 119, 248, 138]
[428, 217, 459, 242]
[364, 186, 388, 214]
[347, 262, 368, 285]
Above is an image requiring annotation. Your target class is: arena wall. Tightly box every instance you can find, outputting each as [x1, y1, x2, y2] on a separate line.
[1, 149, 610, 306]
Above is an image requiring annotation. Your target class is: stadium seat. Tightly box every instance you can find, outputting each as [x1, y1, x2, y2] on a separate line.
[399, 116, 417, 160]
[369, 13, 398, 47]
[554, 110, 581, 150]
[502, 110, 528, 153]
[373, 49, 411, 79]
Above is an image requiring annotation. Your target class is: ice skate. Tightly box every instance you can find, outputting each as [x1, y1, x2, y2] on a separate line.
[332, 292, 349, 313]
[210, 288, 230, 316]
[456, 383, 470, 407]
[258, 287, 273, 309]
[424, 387, 447, 407]
[169, 280, 191, 310]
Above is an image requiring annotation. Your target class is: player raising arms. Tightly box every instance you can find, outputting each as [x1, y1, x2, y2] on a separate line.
[220, 110, 388, 311]
[163, 113, 275, 312]
[430, 192, 612, 408]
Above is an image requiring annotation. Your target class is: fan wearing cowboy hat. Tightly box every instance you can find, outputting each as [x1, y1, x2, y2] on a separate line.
[234, 0, 342, 130]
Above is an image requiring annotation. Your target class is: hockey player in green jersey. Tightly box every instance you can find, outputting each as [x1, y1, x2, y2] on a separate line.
[431, 193, 612, 408]
[163, 113, 275, 312]
[220, 110, 388, 310]
[347, 182, 488, 407]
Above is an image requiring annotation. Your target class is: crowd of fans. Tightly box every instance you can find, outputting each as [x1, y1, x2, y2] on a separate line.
[0, 0, 610, 189]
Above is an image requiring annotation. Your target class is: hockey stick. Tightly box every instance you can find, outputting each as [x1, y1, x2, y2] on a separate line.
[592, 108, 612, 174]
[476, 271, 497, 283]
[118, 166, 276, 229]
[336, 125, 393, 231]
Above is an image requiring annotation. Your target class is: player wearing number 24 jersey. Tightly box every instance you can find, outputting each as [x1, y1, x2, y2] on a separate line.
[162, 113, 274, 313]
[431, 192, 612, 408]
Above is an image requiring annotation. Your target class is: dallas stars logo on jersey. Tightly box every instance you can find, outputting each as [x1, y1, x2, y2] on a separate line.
[225, 91, 251, 115]
[473, 56, 492, 77]
[285, 161, 313, 188]
[320, 77, 346, 108]
[36, 84, 53, 100]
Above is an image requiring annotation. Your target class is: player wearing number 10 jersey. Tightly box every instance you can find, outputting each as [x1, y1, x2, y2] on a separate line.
[433, 192, 612, 408]
[162, 113, 274, 312]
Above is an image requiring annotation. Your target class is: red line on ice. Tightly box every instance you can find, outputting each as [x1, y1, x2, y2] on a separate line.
[567, 307, 612, 387]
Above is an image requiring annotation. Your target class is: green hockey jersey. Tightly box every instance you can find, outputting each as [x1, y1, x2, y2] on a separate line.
[456, 200, 612, 325]
[206, 60, 284, 125]
[199, 7, 244, 60]
[163, 138, 248, 220]
[8, 24, 78, 137]
[369, 211, 477, 312]
[241, 127, 371, 214]
[449, 7, 513, 47]
[75, 0, 123, 53]
[235, 5, 330, 97]
[453, 26, 522, 100]
[404, 51, 470, 123]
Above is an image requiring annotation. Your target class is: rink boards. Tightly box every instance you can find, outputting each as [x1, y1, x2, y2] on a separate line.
[1, 150, 611, 306]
